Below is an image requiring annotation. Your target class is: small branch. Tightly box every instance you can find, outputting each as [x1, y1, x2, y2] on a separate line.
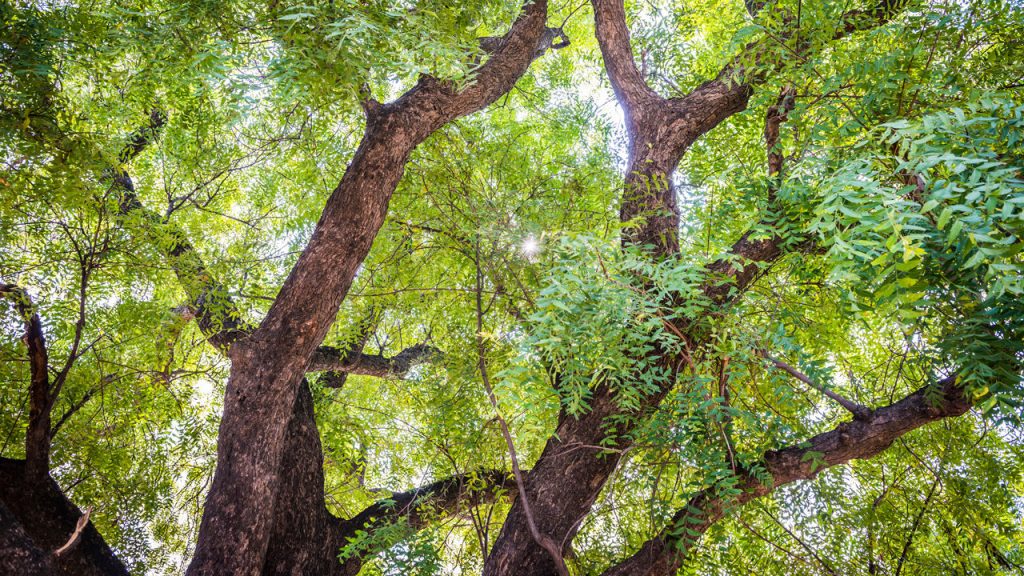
[762, 351, 871, 420]
[760, 505, 840, 576]
[53, 507, 91, 558]
[474, 242, 568, 576]
[894, 473, 941, 576]
[50, 387, 98, 437]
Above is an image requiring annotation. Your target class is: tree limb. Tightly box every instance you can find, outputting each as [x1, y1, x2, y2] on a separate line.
[599, 376, 971, 576]
[189, 3, 551, 573]
[762, 352, 872, 419]
[485, 4, 908, 572]
[0, 284, 51, 480]
[112, 114, 442, 381]
[336, 469, 515, 543]
[591, 0, 660, 120]
[52, 507, 90, 559]
[309, 342, 441, 384]
[333, 469, 515, 575]
[474, 245, 568, 576]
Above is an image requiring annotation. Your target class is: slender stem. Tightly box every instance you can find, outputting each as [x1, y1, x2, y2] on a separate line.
[474, 240, 569, 576]
[763, 352, 871, 419]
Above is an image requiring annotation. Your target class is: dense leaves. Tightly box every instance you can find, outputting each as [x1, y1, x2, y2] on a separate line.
[1, 0, 1022, 574]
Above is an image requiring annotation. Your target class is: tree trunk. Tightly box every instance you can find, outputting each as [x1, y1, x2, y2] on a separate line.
[0, 458, 130, 576]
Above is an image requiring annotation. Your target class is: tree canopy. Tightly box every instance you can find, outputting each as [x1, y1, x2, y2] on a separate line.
[1, 0, 1023, 575]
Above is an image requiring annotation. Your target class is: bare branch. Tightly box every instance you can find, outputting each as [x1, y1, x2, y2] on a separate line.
[474, 244, 568, 576]
[309, 343, 441, 384]
[334, 469, 515, 557]
[762, 352, 871, 420]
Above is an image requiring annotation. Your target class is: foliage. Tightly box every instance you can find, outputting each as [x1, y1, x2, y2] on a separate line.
[1, 0, 1023, 574]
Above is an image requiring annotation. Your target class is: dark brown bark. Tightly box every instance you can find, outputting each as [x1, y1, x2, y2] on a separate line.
[187, 3, 550, 574]
[109, 114, 473, 575]
[0, 498, 53, 576]
[483, 3, 914, 574]
[260, 381, 339, 576]
[1, 284, 52, 480]
[481, 222, 790, 575]
[599, 377, 971, 576]
[0, 2, 943, 574]
[0, 458, 130, 576]
[484, 4, 756, 573]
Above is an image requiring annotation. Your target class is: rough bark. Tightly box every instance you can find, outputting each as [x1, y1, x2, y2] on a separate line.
[483, 3, 910, 574]
[109, 114, 476, 574]
[309, 342, 441, 383]
[599, 377, 971, 576]
[0, 458, 130, 576]
[0, 498, 53, 576]
[187, 3, 550, 574]
[1, 284, 52, 480]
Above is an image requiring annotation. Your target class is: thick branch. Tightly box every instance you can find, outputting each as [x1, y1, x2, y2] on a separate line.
[189, 3, 550, 573]
[336, 469, 514, 542]
[114, 115, 441, 381]
[309, 343, 440, 384]
[485, 69, 794, 576]
[591, 0, 660, 125]
[333, 469, 514, 575]
[117, 109, 167, 165]
[600, 376, 971, 576]
[0, 284, 51, 479]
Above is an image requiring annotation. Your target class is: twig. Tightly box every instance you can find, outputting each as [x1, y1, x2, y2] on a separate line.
[761, 351, 871, 419]
[474, 241, 568, 576]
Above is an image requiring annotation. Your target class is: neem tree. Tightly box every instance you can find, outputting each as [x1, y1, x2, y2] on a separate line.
[1, 0, 1023, 574]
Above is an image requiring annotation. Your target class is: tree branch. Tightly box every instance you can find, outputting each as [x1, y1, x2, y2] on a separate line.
[762, 352, 872, 419]
[112, 113, 443, 383]
[0, 284, 51, 480]
[599, 376, 971, 576]
[764, 85, 796, 184]
[334, 469, 515, 570]
[485, 4, 906, 571]
[189, 3, 551, 572]
[591, 0, 660, 123]
[474, 244, 568, 576]
[308, 342, 441, 384]
[52, 507, 90, 559]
